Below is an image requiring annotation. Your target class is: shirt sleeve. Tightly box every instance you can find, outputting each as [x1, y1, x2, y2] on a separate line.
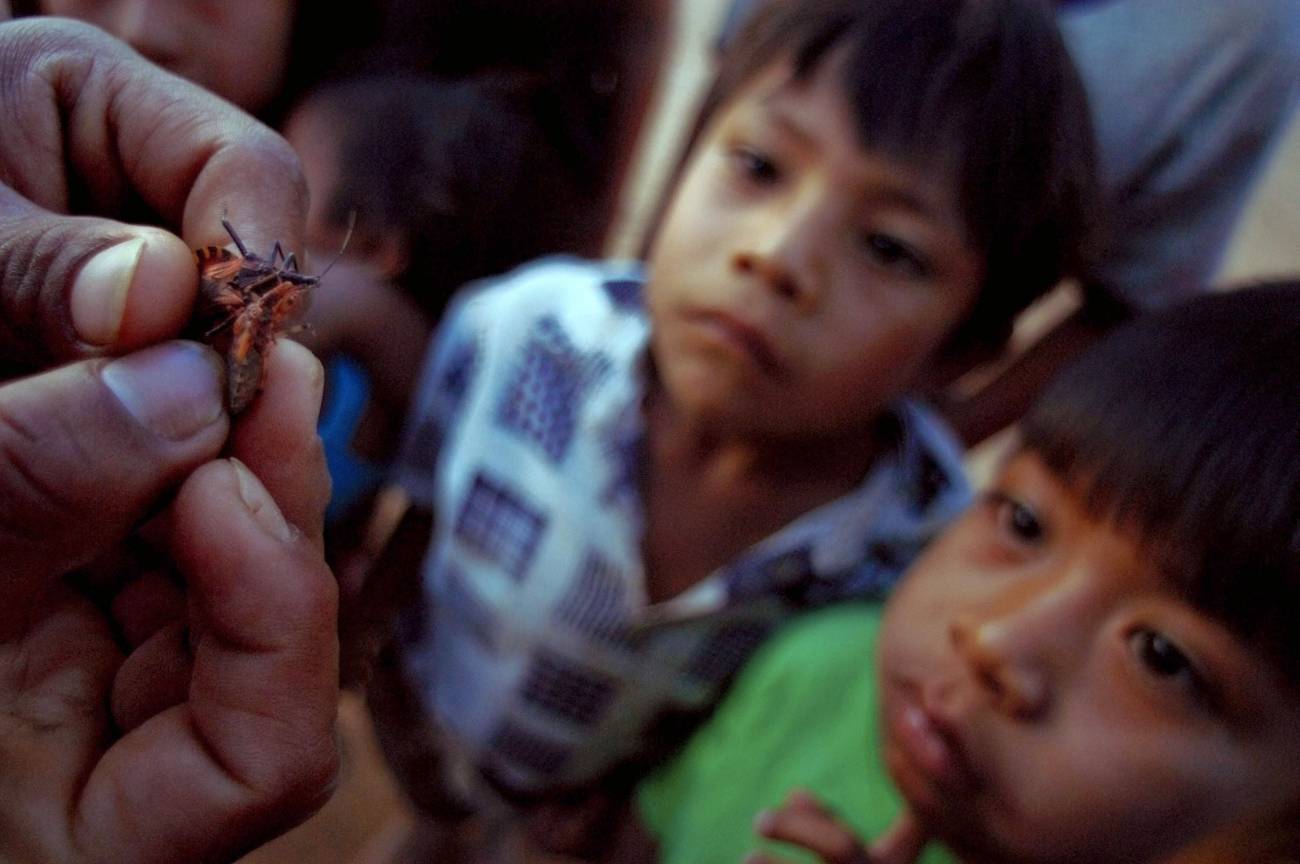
[390, 288, 485, 509]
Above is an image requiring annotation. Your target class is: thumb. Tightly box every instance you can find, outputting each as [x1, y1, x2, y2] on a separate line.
[0, 340, 229, 585]
[0, 193, 198, 370]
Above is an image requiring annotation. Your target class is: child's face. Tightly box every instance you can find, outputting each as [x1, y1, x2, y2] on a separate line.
[645, 52, 982, 443]
[41, 0, 295, 114]
[878, 451, 1300, 863]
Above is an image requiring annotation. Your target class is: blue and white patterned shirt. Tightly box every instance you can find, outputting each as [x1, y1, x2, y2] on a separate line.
[392, 257, 971, 794]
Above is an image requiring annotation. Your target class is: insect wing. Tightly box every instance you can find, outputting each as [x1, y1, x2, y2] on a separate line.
[226, 343, 263, 414]
[195, 246, 245, 296]
[223, 301, 265, 414]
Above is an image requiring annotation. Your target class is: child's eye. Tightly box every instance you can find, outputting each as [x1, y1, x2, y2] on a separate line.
[730, 146, 780, 186]
[1127, 628, 1218, 712]
[860, 233, 929, 279]
[991, 492, 1045, 545]
[1131, 629, 1194, 679]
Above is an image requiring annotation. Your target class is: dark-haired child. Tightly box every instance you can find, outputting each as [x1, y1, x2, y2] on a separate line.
[636, 281, 1300, 864]
[720, 0, 1300, 448]
[362, 0, 1095, 854]
[283, 73, 587, 535]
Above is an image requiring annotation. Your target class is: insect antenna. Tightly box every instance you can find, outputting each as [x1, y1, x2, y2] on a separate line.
[316, 211, 357, 281]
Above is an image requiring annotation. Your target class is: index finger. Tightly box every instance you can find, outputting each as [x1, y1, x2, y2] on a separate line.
[1, 18, 307, 252]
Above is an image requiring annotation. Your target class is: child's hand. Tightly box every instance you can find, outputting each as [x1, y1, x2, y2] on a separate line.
[746, 789, 927, 864]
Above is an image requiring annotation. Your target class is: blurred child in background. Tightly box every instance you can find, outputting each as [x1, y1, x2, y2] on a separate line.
[282, 73, 602, 569]
[366, 0, 671, 258]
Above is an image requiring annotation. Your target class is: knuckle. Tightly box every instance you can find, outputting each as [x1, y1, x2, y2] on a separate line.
[247, 705, 339, 814]
[2, 18, 112, 78]
[287, 739, 341, 818]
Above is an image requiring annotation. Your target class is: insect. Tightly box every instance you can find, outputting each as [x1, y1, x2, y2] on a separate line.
[192, 219, 320, 414]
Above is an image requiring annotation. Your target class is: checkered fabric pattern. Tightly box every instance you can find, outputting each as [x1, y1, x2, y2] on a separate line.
[391, 258, 971, 793]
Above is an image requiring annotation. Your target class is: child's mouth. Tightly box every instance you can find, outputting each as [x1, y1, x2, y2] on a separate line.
[885, 684, 986, 801]
[686, 308, 784, 376]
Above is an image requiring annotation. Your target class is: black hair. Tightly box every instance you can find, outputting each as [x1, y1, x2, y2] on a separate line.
[355, 0, 669, 256]
[300, 73, 589, 320]
[668, 0, 1097, 351]
[1021, 281, 1300, 685]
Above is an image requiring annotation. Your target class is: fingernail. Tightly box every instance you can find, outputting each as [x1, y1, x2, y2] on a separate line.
[231, 458, 295, 543]
[72, 237, 146, 345]
[102, 341, 224, 440]
[753, 810, 775, 834]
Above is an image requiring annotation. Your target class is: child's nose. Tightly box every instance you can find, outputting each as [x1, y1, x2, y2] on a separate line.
[946, 571, 1080, 721]
[949, 613, 1050, 720]
[730, 203, 826, 309]
[732, 250, 804, 303]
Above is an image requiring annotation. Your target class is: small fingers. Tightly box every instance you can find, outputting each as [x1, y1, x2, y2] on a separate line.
[754, 790, 872, 864]
[743, 853, 791, 864]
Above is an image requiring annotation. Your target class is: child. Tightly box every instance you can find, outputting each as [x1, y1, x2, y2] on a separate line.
[634, 281, 1300, 864]
[365, 0, 670, 259]
[718, 0, 1300, 447]
[283, 73, 579, 533]
[361, 0, 1094, 855]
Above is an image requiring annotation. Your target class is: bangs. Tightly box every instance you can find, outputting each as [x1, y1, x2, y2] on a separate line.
[830, 0, 1066, 270]
[1020, 284, 1300, 681]
[711, 0, 1095, 347]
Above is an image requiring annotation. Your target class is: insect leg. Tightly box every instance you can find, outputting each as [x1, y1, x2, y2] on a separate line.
[221, 218, 251, 257]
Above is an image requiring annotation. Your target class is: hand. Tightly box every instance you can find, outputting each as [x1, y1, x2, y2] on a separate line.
[0, 17, 338, 864]
[747, 789, 927, 864]
[0, 17, 308, 375]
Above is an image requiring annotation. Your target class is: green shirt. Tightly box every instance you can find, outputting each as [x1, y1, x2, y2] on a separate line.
[637, 603, 955, 864]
